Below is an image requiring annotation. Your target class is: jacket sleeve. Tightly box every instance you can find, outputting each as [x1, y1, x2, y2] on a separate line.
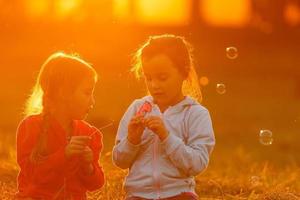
[112, 100, 141, 169]
[78, 128, 105, 191]
[161, 108, 215, 177]
[16, 118, 67, 185]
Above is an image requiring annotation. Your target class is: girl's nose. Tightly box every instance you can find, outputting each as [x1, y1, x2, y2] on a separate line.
[150, 80, 160, 89]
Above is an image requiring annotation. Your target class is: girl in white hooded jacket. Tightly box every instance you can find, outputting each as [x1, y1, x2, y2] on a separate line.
[113, 34, 215, 200]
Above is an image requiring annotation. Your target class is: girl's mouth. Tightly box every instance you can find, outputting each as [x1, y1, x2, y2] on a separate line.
[153, 93, 164, 97]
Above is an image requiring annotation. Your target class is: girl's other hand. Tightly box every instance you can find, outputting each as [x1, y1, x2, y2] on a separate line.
[144, 116, 169, 141]
[127, 115, 145, 145]
[80, 147, 95, 175]
[81, 146, 94, 163]
[65, 136, 91, 159]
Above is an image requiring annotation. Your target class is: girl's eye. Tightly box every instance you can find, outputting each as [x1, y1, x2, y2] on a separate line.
[158, 75, 167, 81]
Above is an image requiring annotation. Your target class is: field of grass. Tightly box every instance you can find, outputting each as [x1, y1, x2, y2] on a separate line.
[0, 124, 299, 200]
[0, 75, 300, 199]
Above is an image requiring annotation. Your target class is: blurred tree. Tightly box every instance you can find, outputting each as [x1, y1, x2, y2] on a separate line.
[251, 0, 288, 32]
[191, 0, 201, 26]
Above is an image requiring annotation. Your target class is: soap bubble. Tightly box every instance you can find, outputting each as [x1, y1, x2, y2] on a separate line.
[216, 83, 226, 94]
[259, 129, 273, 145]
[226, 46, 238, 59]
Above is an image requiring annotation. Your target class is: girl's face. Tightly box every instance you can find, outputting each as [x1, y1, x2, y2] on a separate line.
[65, 74, 96, 120]
[143, 54, 185, 108]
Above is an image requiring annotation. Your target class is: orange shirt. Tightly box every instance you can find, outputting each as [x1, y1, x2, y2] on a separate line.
[16, 114, 105, 200]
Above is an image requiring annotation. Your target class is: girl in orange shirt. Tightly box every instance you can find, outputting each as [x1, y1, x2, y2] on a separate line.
[16, 52, 105, 200]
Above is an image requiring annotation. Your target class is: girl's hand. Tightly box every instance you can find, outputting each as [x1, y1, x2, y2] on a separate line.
[81, 146, 94, 163]
[144, 116, 169, 141]
[80, 147, 94, 175]
[127, 115, 145, 145]
[65, 136, 91, 159]
[81, 163, 94, 176]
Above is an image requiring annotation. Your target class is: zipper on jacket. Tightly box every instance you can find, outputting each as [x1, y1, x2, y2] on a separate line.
[151, 105, 163, 199]
[152, 135, 161, 199]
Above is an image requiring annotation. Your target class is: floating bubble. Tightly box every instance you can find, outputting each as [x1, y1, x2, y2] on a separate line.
[216, 83, 226, 94]
[226, 46, 238, 59]
[259, 129, 273, 145]
[199, 76, 209, 86]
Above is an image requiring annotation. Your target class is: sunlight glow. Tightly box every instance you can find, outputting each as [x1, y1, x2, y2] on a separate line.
[54, 0, 82, 18]
[113, 0, 131, 21]
[199, 76, 209, 86]
[25, 0, 50, 18]
[201, 0, 252, 27]
[284, 2, 300, 26]
[136, 0, 191, 26]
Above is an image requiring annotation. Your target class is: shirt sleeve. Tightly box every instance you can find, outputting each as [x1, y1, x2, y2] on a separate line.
[161, 108, 215, 177]
[78, 128, 105, 191]
[112, 100, 141, 169]
[16, 117, 67, 185]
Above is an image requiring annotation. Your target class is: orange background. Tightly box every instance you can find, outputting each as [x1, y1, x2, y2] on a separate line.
[0, 0, 299, 197]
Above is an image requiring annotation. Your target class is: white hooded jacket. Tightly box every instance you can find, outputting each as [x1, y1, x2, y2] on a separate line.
[112, 96, 215, 199]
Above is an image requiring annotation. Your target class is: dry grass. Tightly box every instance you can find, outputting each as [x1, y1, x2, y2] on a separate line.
[0, 131, 299, 200]
[0, 78, 299, 199]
